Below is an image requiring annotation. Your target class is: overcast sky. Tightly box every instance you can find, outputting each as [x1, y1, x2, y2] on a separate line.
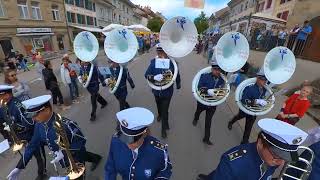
[131, 0, 229, 20]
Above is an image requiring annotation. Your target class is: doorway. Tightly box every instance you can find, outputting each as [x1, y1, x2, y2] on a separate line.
[0, 39, 13, 57]
[303, 16, 320, 62]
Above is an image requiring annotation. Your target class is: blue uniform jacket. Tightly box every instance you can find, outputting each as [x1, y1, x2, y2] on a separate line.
[241, 84, 267, 105]
[106, 66, 135, 99]
[80, 63, 105, 94]
[144, 58, 181, 97]
[105, 135, 172, 180]
[17, 113, 86, 169]
[198, 73, 225, 91]
[208, 143, 277, 180]
[0, 97, 34, 142]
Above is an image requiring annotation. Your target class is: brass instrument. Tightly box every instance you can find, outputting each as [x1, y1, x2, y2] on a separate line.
[107, 77, 117, 89]
[154, 70, 173, 86]
[54, 114, 85, 180]
[198, 88, 230, 101]
[243, 99, 274, 112]
[0, 99, 25, 152]
[278, 146, 315, 180]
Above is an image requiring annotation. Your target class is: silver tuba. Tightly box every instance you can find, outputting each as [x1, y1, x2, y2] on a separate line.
[192, 32, 249, 106]
[147, 16, 198, 90]
[73, 31, 99, 88]
[104, 28, 138, 94]
[235, 46, 296, 116]
[278, 146, 315, 180]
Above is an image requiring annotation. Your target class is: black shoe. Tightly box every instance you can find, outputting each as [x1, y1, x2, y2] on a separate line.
[202, 139, 213, 145]
[192, 119, 198, 126]
[161, 130, 167, 139]
[90, 155, 102, 171]
[157, 116, 161, 122]
[90, 114, 96, 121]
[35, 174, 48, 180]
[197, 174, 209, 180]
[228, 121, 233, 130]
[101, 103, 108, 109]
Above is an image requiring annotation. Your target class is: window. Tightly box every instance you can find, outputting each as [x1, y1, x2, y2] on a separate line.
[93, 2, 95, 12]
[75, 0, 84, 8]
[277, 13, 281, 18]
[122, 4, 125, 11]
[31, 1, 42, 20]
[65, 0, 74, 5]
[266, 0, 272, 9]
[84, 0, 92, 10]
[77, 14, 85, 24]
[119, 15, 121, 22]
[280, 0, 291, 4]
[17, 0, 29, 19]
[281, 11, 289, 20]
[67, 12, 76, 23]
[94, 17, 97, 26]
[51, 5, 60, 21]
[0, 0, 5, 17]
[127, 7, 128, 13]
[258, 2, 265, 12]
[86, 16, 94, 25]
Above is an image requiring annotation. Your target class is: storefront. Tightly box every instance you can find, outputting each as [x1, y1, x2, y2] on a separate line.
[16, 28, 54, 55]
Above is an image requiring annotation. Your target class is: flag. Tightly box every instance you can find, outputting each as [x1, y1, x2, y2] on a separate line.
[184, 0, 205, 9]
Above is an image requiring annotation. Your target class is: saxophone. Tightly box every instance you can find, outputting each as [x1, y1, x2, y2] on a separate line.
[54, 114, 85, 180]
[0, 99, 25, 152]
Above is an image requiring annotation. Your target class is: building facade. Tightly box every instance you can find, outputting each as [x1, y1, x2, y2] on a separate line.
[95, 0, 115, 28]
[0, 0, 69, 60]
[111, 0, 136, 26]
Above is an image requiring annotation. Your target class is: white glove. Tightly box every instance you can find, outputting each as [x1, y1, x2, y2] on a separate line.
[104, 78, 110, 84]
[50, 150, 64, 164]
[77, 76, 83, 84]
[207, 89, 216, 96]
[256, 99, 268, 106]
[153, 74, 164, 82]
[7, 168, 21, 180]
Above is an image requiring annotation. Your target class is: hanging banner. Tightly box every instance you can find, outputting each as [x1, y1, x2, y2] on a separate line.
[184, 0, 205, 9]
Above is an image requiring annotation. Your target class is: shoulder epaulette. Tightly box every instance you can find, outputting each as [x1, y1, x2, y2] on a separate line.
[227, 149, 247, 161]
[150, 140, 167, 151]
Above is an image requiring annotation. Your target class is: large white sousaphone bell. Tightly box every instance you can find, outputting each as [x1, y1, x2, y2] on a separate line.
[147, 16, 198, 91]
[192, 32, 249, 106]
[73, 31, 99, 88]
[235, 46, 296, 116]
[104, 28, 138, 94]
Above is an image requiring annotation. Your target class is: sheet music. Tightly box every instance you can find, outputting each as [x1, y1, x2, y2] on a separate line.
[155, 58, 170, 69]
[98, 66, 111, 76]
[0, 139, 10, 154]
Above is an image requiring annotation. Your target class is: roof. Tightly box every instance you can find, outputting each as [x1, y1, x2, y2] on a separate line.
[122, 0, 136, 8]
[227, 0, 243, 7]
[252, 12, 287, 23]
[215, 7, 230, 18]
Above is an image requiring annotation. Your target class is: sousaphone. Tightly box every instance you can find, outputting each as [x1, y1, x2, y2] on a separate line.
[73, 31, 99, 88]
[147, 16, 198, 90]
[192, 32, 249, 106]
[235, 47, 296, 116]
[104, 28, 138, 94]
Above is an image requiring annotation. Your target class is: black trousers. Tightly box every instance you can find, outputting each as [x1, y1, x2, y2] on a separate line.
[50, 87, 64, 104]
[230, 110, 257, 144]
[90, 92, 107, 117]
[294, 39, 306, 56]
[33, 147, 46, 175]
[287, 35, 297, 50]
[194, 102, 217, 141]
[115, 96, 130, 111]
[154, 96, 172, 131]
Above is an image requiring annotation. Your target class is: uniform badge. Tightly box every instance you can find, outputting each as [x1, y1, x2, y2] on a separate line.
[121, 120, 128, 127]
[292, 136, 302, 144]
[144, 169, 152, 178]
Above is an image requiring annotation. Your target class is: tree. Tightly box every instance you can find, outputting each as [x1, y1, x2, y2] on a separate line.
[194, 11, 209, 34]
[147, 17, 164, 32]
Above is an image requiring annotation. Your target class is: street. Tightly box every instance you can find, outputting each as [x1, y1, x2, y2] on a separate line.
[0, 49, 319, 180]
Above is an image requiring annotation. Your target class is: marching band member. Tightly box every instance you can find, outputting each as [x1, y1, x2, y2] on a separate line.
[192, 63, 225, 145]
[144, 44, 181, 138]
[0, 85, 46, 179]
[104, 107, 172, 180]
[228, 72, 268, 144]
[7, 95, 102, 180]
[78, 60, 108, 121]
[105, 61, 135, 111]
[197, 118, 308, 180]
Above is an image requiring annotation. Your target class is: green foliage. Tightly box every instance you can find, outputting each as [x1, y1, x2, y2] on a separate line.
[194, 11, 209, 34]
[147, 17, 164, 32]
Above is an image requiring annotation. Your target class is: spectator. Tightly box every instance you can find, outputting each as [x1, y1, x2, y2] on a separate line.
[256, 32, 264, 50]
[277, 27, 288, 46]
[276, 85, 312, 125]
[35, 54, 45, 80]
[42, 60, 64, 106]
[263, 27, 272, 51]
[6, 57, 16, 70]
[16, 54, 30, 72]
[144, 35, 151, 53]
[207, 35, 214, 64]
[4, 69, 31, 101]
[287, 24, 301, 50]
[138, 35, 144, 54]
[268, 26, 279, 50]
[294, 20, 312, 56]
[60, 54, 79, 103]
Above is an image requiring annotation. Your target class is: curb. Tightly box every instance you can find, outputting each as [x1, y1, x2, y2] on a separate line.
[306, 111, 320, 125]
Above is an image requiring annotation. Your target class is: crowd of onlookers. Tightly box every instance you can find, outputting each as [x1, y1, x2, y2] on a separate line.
[3, 50, 31, 72]
[136, 33, 159, 54]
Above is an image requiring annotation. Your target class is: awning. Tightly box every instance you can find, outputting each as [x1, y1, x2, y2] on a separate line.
[252, 12, 287, 23]
[16, 32, 54, 36]
[69, 25, 103, 32]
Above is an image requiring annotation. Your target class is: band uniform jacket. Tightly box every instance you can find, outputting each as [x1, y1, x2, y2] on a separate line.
[0, 97, 34, 141]
[198, 73, 225, 107]
[106, 66, 135, 99]
[104, 135, 172, 180]
[16, 113, 87, 169]
[241, 83, 267, 116]
[144, 58, 181, 97]
[80, 63, 105, 94]
[207, 143, 277, 180]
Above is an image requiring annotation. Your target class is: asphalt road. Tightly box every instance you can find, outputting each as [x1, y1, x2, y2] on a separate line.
[0, 49, 319, 180]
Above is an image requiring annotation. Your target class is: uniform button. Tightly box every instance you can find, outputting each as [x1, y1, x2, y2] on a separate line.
[131, 174, 134, 177]
[243, 150, 247, 153]
[150, 141, 154, 144]
[132, 166, 135, 169]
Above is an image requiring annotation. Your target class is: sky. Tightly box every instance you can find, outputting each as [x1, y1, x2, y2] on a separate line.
[131, 0, 229, 20]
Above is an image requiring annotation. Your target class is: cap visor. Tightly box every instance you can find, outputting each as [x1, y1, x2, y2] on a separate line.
[270, 146, 298, 162]
[118, 133, 135, 144]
